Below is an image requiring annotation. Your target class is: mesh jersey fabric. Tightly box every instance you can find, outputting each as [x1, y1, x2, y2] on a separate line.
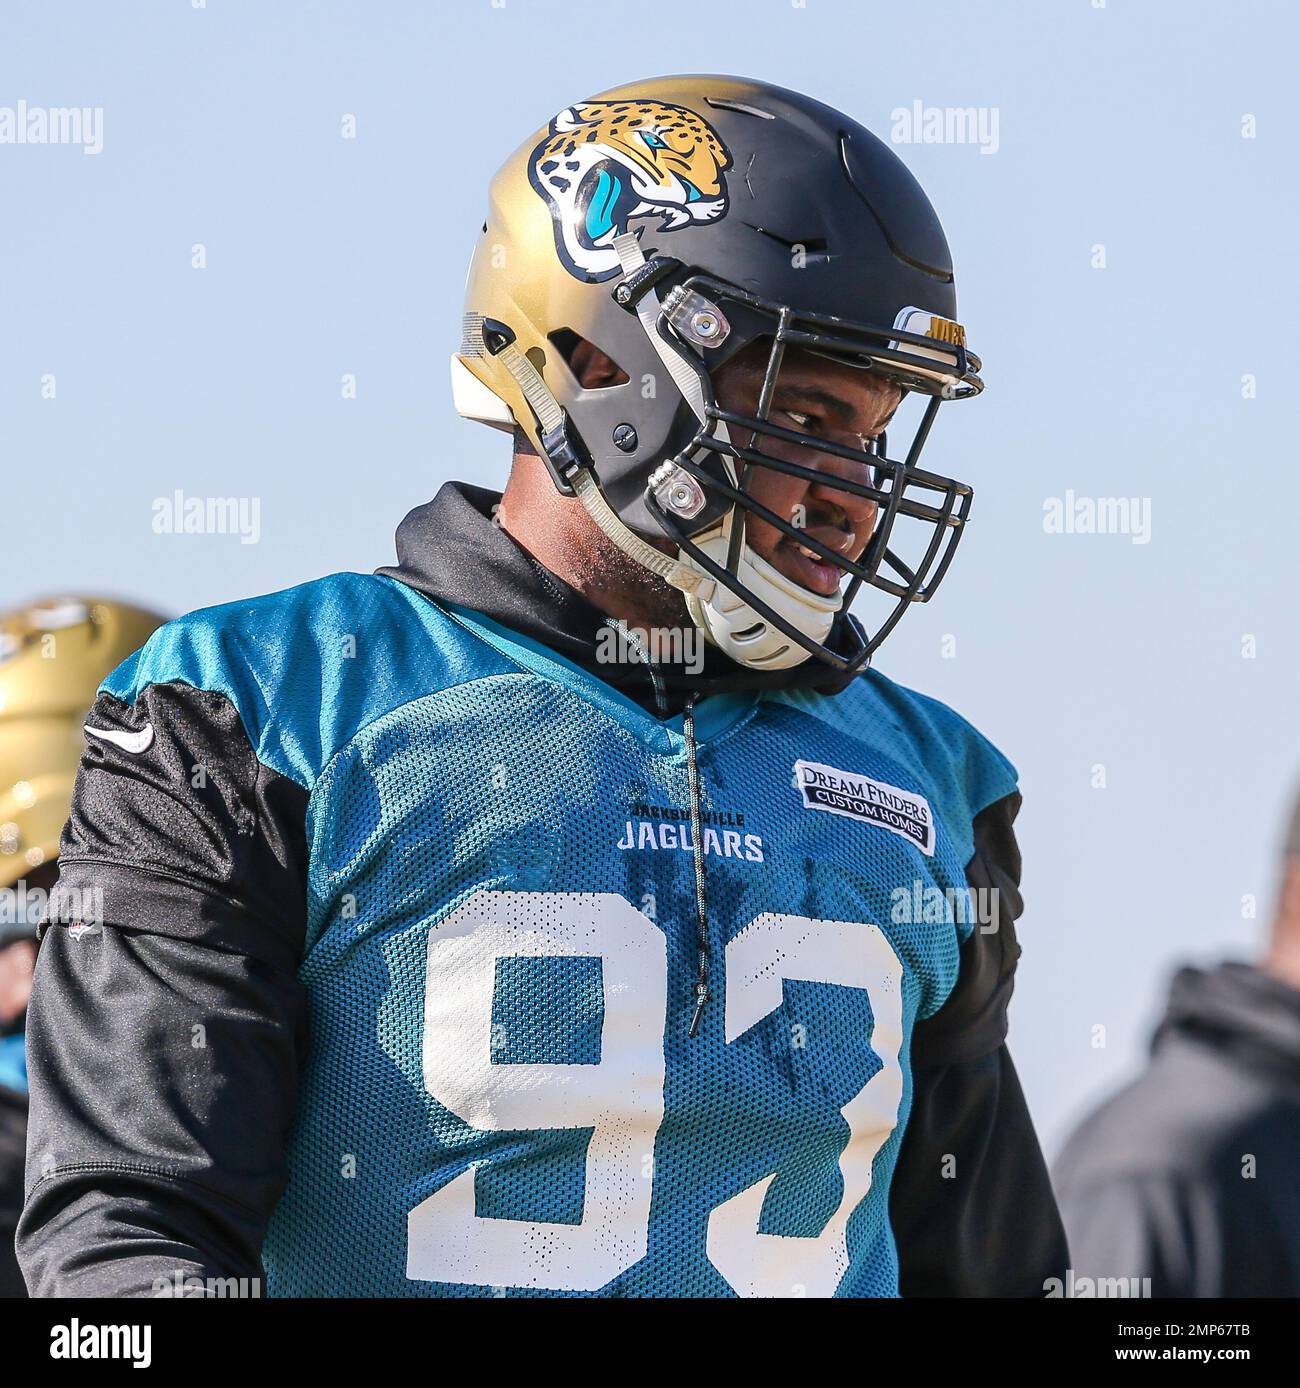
[101, 572, 1018, 1297]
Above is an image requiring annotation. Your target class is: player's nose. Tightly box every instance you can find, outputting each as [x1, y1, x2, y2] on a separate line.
[805, 455, 879, 533]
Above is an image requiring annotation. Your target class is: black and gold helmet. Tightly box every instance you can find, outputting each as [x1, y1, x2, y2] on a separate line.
[453, 74, 982, 673]
[0, 597, 165, 903]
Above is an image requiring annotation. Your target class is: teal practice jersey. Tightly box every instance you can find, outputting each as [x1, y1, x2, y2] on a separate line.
[103, 572, 1018, 1297]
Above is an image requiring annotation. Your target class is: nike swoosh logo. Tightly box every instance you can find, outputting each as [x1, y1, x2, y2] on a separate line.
[83, 722, 155, 754]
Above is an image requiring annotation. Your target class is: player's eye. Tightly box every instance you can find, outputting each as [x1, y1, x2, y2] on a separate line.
[781, 410, 815, 429]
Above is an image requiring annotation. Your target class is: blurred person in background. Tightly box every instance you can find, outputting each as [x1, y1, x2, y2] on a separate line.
[0, 918, 37, 1297]
[1053, 787, 1300, 1297]
[0, 598, 165, 1297]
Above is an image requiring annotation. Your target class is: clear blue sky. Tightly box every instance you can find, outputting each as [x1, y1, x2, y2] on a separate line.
[3, 0, 1297, 1153]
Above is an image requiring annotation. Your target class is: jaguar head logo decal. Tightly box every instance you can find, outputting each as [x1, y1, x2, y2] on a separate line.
[529, 99, 733, 283]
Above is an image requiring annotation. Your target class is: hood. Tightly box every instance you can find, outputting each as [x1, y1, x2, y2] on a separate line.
[376, 481, 863, 715]
[1152, 961, 1300, 1086]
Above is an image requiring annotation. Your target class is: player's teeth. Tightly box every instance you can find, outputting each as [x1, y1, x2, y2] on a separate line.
[796, 544, 821, 561]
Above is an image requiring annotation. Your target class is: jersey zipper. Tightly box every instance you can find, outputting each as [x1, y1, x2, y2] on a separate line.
[602, 617, 712, 1037]
[683, 694, 711, 1038]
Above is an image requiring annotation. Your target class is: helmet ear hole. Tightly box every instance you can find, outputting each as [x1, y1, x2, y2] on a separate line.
[548, 328, 581, 362]
[548, 328, 630, 388]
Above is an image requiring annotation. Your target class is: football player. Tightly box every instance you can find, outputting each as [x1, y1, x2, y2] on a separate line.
[1053, 788, 1300, 1296]
[0, 598, 165, 1297]
[19, 77, 1066, 1297]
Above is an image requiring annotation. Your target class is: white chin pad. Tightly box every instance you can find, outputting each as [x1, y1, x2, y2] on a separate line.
[682, 529, 843, 671]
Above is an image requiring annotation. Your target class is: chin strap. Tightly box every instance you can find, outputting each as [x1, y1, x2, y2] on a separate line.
[469, 310, 713, 600]
[571, 469, 713, 598]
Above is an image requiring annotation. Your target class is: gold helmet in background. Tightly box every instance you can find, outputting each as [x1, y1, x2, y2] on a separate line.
[0, 597, 166, 893]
